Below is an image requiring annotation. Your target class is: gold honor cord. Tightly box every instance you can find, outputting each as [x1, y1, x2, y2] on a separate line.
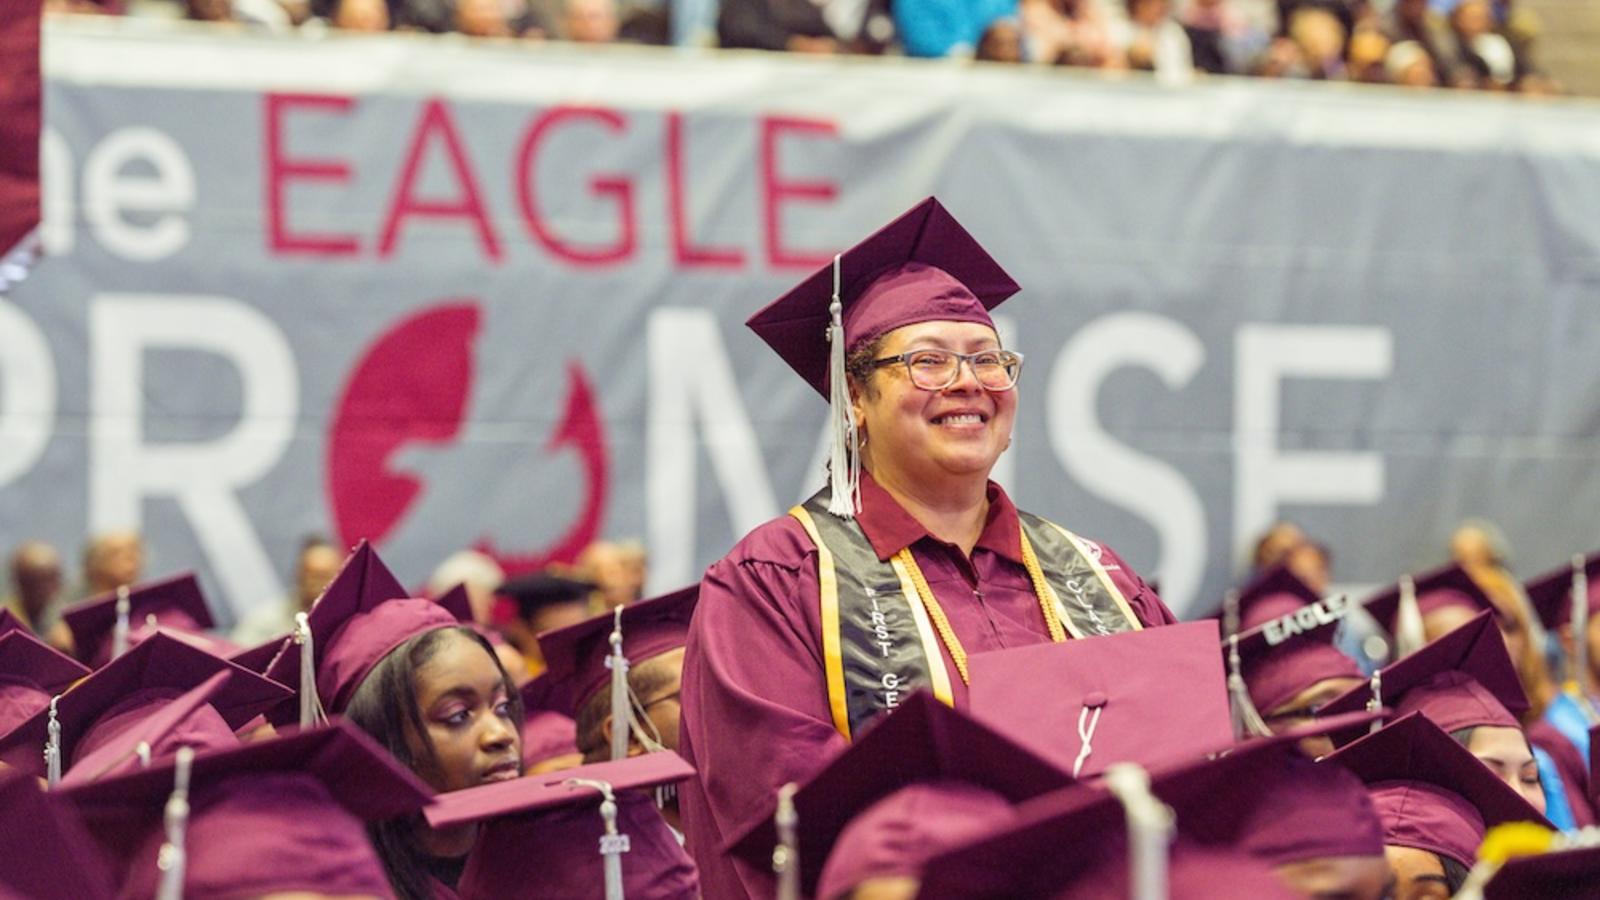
[893, 538, 1069, 685]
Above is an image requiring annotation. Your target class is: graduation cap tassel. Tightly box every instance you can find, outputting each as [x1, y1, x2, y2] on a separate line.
[567, 778, 629, 900]
[154, 747, 195, 900]
[1366, 670, 1384, 735]
[43, 695, 62, 787]
[1226, 634, 1273, 740]
[825, 253, 860, 519]
[607, 607, 632, 762]
[294, 613, 327, 729]
[1104, 763, 1172, 900]
[773, 782, 800, 900]
[111, 585, 132, 660]
[1394, 575, 1426, 659]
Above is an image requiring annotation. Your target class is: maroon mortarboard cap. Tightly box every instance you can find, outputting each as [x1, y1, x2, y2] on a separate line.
[1202, 564, 1324, 630]
[916, 790, 1300, 899]
[262, 541, 449, 725]
[60, 669, 240, 786]
[1319, 610, 1526, 744]
[1361, 561, 1502, 636]
[0, 632, 291, 778]
[537, 585, 697, 718]
[58, 719, 432, 897]
[227, 632, 290, 676]
[969, 620, 1232, 778]
[1523, 553, 1600, 631]
[726, 691, 1074, 895]
[745, 197, 1018, 398]
[1324, 713, 1550, 867]
[61, 573, 219, 668]
[0, 630, 91, 739]
[434, 581, 475, 622]
[1230, 595, 1362, 715]
[427, 752, 698, 900]
[519, 672, 579, 768]
[1484, 844, 1600, 899]
[1591, 723, 1599, 809]
[316, 597, 461, 718]
[816, 781, 1014, 900]
[0, 609, 27, 638]
[0, 770, 116, 900]
[1148, 711, 1387, 867]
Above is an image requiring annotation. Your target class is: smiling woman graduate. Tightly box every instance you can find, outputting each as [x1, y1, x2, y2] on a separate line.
[677, 198, 1178, 899]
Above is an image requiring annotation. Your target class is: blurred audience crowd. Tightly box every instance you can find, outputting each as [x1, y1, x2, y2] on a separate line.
[44, 0, 1561, 96]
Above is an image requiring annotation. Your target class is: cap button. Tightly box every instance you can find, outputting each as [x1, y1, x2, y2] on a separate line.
[1084, 691, 1108, 708]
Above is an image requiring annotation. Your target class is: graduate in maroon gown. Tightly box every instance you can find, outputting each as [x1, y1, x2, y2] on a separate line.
[678, 197, 1176, 898]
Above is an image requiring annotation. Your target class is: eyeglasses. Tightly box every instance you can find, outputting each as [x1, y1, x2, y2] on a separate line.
[869, 348, 1024, 392]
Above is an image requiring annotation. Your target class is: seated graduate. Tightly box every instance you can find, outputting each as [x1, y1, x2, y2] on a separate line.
[0, 609, 91, 751]
[58, 715, 429, 900]
[914, 710, 1390, 899]
[534, 585, 696, 827]
[425, 751, 700, 899]
[1318, 610, 1562, 820]
[59, 572, 240, 669]
[0, 631, 289, 785]
[681, 197, 1174, 898]
[262, 542, 523, 900]
[1325, 713, 1551, 899]
[1218, 569, 1365, 755]
[1522, 552, 1600, 826]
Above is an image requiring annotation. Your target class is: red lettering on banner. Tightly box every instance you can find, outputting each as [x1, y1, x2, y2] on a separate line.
[760, 116, 838, 270]
[515, 106, 635, 267]
[378, 99, 502, 263]
[265, 93, 360, 257]
[666, 112, 744, 270]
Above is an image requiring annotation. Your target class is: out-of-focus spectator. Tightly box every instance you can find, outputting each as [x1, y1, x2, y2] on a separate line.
[332, 0, 389, 30]
[184, 0, 294, 28]
[561, 0, 618, 41]
[894, 0, 1016, 57]
[79, 529, 144, 600]
[1287, 6, 1346, 78]
[4, 542, 71, 650]
[1179, 0, 1267, 74]
[1381, 0, 1461, 83]
[1385, 38, 1440, 86]
[1024, 0, 1122, 67]
[1251, 520, 1332, 596]
[498, 571, 596, 676]
[1449, 0, 1517, 89]
[231, 535, 342, 644]
[976, 17, 1025, 61]
[1251, 34, 1306, 77]
[1108, 0, 1194, 82]
[457, 0, 515, 35]
[1346, 24, 1390, 82]
[715, 0, 843, 53]
[427, 549, 505, 626]
[576, 539, 647, 612]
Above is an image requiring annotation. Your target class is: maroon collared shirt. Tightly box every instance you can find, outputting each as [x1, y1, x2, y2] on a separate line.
[677, 472, 1174, 899]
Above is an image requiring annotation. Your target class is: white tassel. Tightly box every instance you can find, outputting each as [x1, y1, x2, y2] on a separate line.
[1226, 634, 1273, 740]
[1366, 670, 1384, 735]
[154, 747, 195, 900]
[44, 695, 62, 787]
[607, 607, 631, 762]
[111, 586, 132, 660]
[295, 612, 327, 729]
[825, 253, 860, 519]
[1072, 705, 1104, 778]
[1393, 575, 1426, 658]
[567, 778, 629, 900]
[1104, 763, 1172, 900]
[773, 782, 801, 900]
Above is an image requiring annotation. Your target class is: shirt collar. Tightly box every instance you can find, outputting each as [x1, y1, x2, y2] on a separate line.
[854, 470, 1025, 566]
